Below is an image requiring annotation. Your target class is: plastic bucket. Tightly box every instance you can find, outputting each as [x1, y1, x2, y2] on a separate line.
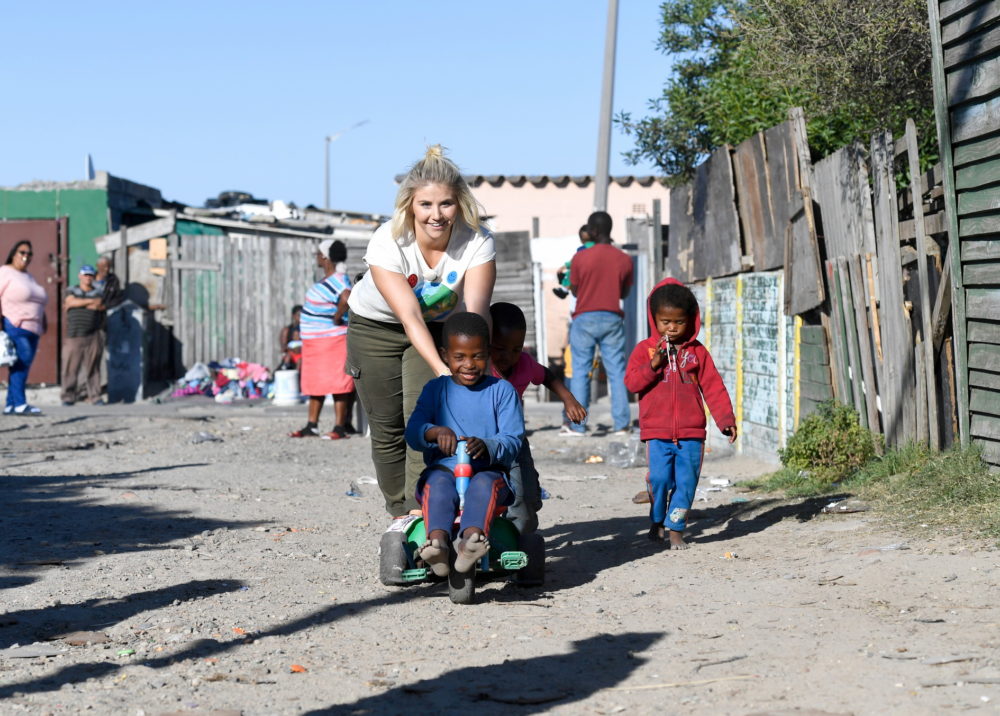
[272, 369, 301, 406]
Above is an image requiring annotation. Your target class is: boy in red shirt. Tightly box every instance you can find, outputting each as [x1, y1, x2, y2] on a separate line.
[625, 279, 737, 549]
[489, 302, 587, 533]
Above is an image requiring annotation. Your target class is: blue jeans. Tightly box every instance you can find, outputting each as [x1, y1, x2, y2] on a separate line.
[647, 439, 704, 531]
[3, 318, 40, 408]
[568, 311, 630, 432]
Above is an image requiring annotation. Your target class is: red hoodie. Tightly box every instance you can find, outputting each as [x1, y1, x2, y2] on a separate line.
[624, 277, 736, 442]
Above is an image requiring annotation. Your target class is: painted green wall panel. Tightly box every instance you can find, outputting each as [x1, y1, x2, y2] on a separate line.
[0, 189, 109, 277]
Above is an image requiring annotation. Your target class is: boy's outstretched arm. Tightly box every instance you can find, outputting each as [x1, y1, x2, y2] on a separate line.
[697, 350, 737, 441]
[542, 367, 587, 424]
[624, 341, 660, 393]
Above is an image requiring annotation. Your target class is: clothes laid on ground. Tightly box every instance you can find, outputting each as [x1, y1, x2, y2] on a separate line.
[170, 359, 273, 401]
[0, 264, 48, 336]
[347, 221, 495, 324]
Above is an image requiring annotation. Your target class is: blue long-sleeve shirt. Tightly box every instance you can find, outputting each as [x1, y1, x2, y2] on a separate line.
[405, 375, 525, 472]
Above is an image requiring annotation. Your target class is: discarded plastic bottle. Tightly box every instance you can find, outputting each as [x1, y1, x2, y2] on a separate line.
[454, 440, 472, 509]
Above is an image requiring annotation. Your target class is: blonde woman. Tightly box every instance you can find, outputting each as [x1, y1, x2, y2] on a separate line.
[347, 146, 496, 523]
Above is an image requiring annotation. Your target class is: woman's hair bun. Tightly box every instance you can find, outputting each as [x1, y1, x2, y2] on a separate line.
[425, 144, 444, 160]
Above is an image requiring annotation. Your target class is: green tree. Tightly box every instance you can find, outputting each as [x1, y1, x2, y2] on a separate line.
[619, 0, 935, 183]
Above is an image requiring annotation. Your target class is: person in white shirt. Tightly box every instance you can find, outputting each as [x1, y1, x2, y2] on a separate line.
[347, 145, 496, 523]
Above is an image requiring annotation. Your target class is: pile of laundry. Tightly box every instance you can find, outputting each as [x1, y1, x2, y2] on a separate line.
[172, 359, 274, 403]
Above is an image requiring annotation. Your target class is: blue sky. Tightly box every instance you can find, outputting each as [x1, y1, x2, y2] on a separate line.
[1, 1, 671, 215]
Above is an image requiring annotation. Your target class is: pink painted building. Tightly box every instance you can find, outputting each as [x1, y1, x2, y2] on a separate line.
[468, 174, 670, 362]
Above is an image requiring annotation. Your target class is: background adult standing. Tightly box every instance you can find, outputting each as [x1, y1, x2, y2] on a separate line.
[347, 145, 496, 521]
[564, 211, 634, 436]
[0, 241, 48, 415]
[61, 264, 105, 406]
[289, 239, 355, 440]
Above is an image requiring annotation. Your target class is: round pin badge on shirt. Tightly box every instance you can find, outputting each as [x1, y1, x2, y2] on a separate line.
[407, 274, 418, 287]
[446, 270, 458, 283]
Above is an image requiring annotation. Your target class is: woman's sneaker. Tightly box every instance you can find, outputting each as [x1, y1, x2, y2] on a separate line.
[6, 404, 42, 416]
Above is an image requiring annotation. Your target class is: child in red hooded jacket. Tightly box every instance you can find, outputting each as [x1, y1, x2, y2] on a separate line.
[625, 279, 737, 549]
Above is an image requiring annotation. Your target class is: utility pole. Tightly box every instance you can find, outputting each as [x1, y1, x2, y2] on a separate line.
[593, 0, 619, 212]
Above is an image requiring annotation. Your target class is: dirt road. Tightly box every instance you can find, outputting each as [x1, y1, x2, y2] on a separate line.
[1, 397, 998, 715]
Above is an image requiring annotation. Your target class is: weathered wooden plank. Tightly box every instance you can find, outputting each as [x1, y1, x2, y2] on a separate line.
[933, 252, 953, 352]
[665, 183, 695, 282]
[968, 318, 1000, 343]
[898, 211, 948, 239]
[837, 258, 868, 426]
[970, 368, 1000, 389]
[967, 287, 1000, 318]
[691, 145, 742, 279]
[733, 133, 776, 270]
[969, 342, 1000, 371]
[954, 134, 1000, 167]
[799, 324, 828, 345]
[906, 119, 940, 448]
[971, 413, 1000, 440]
[799, 342, 828, 365]
[960, 215, 1000, 235]
[942, 0, 1000, 45]
[957, 185, 1000, 214]
[944, 21, 1000, 68]
[800, 360, 833, 386]
[95, 214, 176, 253]
[800, 379, 834, 402]
[941, 0, 994, 22]
[916, 338, 930, 443]
[849, 255, 882, 433]
[949, 53, 1000, 109]
[765, 122, 799, 262]
[952, 95, 1000, 143]
[825, 260, 853, 405]
[813, 144, 876, 259]
[784, 109, 825, 315]
[872, 130, 917, 447]
[955, 157, 1000, 192]
[866, 254, 884, 361]
[976, 436, 1000, 464]
[961, 238, 1000, 264]
[964, 262, 1000, 283]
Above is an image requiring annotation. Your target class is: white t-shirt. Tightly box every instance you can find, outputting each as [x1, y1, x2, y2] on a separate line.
[348, 220, 496, 323]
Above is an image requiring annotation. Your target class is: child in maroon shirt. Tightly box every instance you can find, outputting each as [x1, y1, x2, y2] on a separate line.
[489, 302, 586, 533]
[625, 278, 737, 549]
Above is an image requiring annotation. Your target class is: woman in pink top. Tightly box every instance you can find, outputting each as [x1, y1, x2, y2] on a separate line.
[0, 240, 48, 415]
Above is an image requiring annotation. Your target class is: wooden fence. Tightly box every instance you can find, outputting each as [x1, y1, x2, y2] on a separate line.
[664, 107, 963, 460]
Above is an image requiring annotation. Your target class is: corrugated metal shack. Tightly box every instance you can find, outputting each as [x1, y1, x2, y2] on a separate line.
[93, 207, 539, 397]
[93, 208, 380, 388]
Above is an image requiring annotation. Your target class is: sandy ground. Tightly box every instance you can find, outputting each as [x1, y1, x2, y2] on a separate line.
[1, 394, 999, 716]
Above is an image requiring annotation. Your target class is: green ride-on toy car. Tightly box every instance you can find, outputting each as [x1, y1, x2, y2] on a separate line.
[378, 441, 545, 604]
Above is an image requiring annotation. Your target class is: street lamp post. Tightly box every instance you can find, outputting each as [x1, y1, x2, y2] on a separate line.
[325, 119, 370, 210]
